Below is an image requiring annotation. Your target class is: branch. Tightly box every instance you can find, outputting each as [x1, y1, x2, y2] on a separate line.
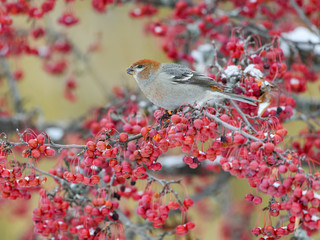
[0, 57, 24, 113]
[116, 210, 154, 240]
[204, 112, 262, 142]
[28, 163, 77, 195]
[44, 24, 108, 98]
[289, 0, 320, 37]
[230, 100, 257, 133]
[147, 173, 183, 205]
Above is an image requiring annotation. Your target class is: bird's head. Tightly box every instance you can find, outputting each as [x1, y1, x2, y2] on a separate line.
[126, 59, 161, 81]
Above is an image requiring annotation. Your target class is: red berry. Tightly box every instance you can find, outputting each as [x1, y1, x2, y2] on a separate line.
[193, 119, 204, 129]
[119, 133, 129, 142]
[45, 148, 55, 157]
[96, 141, 107, 151]
[171, 114, 181, 124]
[234, 134, 247, 144]
[31, 149, 41, 158]
[36, 134, 45, 145]
[264, 142, 274, 155]
[90, 175, 100, 184]
[186, 222, 195, 230]
[314, 139, 320, 149]
[86, 141, 96, 151]
[245, 193, 254, 202]
[253, 196, 262, 205]
[183, 198, 193, 207]
[168, 201, 179, 210]
[291, 202, 302, 214]
[28, 139, 38, 149]
[176, 224, 188, 235]
[251, 227, 261, 236]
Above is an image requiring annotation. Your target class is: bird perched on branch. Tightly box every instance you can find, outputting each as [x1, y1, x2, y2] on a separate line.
[127, 59, 259, 110]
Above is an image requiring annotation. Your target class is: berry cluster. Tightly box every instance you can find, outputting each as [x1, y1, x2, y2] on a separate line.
[0, 163, 31, 200]
[0, 0, 320, 239]
[22, 134, 55, 159]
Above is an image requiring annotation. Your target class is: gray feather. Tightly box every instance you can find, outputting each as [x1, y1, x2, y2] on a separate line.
[224, 93, 260, 105]
[160, 63, 259, 106]
[161, 63, 223, 88]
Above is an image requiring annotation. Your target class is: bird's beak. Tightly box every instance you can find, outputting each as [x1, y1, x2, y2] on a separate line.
[126, 67, 134, 75]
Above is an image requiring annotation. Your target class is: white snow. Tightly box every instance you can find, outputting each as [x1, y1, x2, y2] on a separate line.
[191, 44, 214, 73]
[222, 65, 241, 78]
[281, 27, 320, 55]
[45, 127, 64, 141]
[154, 26, 163, 34]
[38, 46, 50, 57]
[0, 45, 9, 56]
[159, 155, 185, 168]
[273, 182, 280, 188]
[290, 78, 300, 85]
[132, 9, 141, 15]
[244, 64, 263, 79]
[89, 228, 95, 235]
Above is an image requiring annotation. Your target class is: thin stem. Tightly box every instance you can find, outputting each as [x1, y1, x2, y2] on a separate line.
[230, 100, 257, 133]
[205, 112, 262, 142]
[289, 0, 320, 37]
[116, 210, 154, 240]
[147, 173, 183, 205]
[0, 57, 24, 113]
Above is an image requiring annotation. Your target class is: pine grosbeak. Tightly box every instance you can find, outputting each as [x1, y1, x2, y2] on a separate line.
[127, 59, 258, 110]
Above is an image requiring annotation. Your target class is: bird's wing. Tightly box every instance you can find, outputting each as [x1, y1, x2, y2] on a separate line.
[161, 63, 223, 88]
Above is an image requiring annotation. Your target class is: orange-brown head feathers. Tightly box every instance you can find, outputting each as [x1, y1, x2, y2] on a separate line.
[126, 59, 161, 81]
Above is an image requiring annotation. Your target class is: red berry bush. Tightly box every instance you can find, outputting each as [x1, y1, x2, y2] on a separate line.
[0, 0, 320, 239]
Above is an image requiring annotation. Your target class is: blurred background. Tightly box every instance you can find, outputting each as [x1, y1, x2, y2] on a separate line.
[0, 1, 318, 239]
[12, 2, 169, 122]
[0, 1, 168, 238]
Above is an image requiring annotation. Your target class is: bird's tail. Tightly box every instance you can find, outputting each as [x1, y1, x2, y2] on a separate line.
[224, 93, 260, 106]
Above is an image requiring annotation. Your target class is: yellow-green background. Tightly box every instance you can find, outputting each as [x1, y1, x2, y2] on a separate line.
[0, 1, 319, 239]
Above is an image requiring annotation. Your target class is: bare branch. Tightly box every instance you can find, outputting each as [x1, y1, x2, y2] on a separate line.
[230, 100, 257, 133]
[116, 210, 154, 240]
[204, 112, 262, 142]
[289, 0, 320, 37]
[0, 57, 24, 113]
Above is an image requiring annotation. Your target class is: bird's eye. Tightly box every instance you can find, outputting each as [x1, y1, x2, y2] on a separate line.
[137, 65, 143, 69]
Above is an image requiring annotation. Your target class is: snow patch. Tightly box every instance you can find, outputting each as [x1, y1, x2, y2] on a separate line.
[45, 127, 64, 141]
[290, 78, 300, 85]
[281, 27, 320, 55]
[38, 46, 50, 57]
[222, 65, 241, 78]
[244, 64, 263, 79]
[273, 182, 280, 188]
[191, 44, 214, 73]
[159, 155, 185, 168]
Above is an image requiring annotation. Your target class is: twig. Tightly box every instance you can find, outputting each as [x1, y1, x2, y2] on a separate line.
[43, 20, 108, 98]
[230, 100, 257, 133]
[204, 112, 262, 142]
[289, 0, 320, 37]
[0, 57, 24, 113]
[28, 163, 64, 183]
[147, 173, 183, 205]
[49, 143, 86, 149]
[27, 163, 76, 195]
[116, 209, 154, 240]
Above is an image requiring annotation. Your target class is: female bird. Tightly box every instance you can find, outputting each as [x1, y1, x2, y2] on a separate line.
[127, 59, 258, 110]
